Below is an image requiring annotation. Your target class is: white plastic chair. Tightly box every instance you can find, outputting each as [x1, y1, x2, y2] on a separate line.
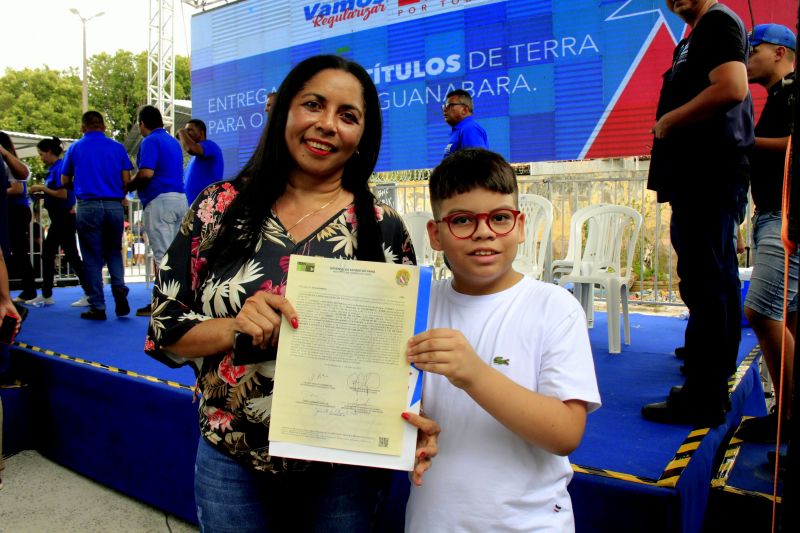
[557, 205, 643, 354]
[513, 194, 553, 280]
[551, 204, 608, 283]
[402, 211, 435, 267]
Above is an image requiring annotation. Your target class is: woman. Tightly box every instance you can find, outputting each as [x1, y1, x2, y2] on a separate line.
[0, 132, 36, 303]
[27, 137, 91, 307]
[145, 55, 438, 531]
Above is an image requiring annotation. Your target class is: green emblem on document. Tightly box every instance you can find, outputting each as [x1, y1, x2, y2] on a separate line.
[297, 262, 315, 272]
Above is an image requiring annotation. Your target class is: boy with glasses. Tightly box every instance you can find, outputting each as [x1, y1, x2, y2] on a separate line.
[404, 149, 600, 531]
[441, 89, 488, 158]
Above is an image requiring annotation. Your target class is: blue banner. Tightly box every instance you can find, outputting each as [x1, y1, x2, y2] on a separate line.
[192, 0, 690, 173]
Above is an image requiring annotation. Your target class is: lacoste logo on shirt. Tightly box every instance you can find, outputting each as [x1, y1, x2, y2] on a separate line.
[492, 356, 510, 366]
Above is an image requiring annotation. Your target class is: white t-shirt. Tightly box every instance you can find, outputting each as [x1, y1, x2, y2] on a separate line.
[405, 277, 601, 533]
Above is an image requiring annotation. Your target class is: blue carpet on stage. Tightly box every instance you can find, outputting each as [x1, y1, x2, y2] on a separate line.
[2, 284, 773, 531]
[575, 311, 762, 478]
[10, 284, 195, 385]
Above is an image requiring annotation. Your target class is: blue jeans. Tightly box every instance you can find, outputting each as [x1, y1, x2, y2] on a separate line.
[745, 211, 800, 321]
[143, 193, 187, 267]
[194, 438, 390, 533]
[76, 200, 127, 311]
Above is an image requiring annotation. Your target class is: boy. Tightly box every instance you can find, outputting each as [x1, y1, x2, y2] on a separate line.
[405, 149, 600, 531]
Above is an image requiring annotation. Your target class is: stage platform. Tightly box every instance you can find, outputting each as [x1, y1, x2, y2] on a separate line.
[0, 283, 778, 531]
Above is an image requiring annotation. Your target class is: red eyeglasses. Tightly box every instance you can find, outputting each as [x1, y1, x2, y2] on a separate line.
[436, 209, 521, 239]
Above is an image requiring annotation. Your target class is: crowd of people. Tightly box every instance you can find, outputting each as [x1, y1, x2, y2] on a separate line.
[0, 106, 225, 319]
[0, 0, 797, 529]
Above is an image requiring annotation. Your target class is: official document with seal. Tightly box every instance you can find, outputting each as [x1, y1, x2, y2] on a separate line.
[269, 254, 432, 471]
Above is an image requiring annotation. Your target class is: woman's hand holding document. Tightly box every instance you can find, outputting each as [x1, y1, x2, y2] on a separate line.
[269, 255, 433, 471]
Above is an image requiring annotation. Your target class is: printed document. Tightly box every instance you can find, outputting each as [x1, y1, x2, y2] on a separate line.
[269, 255, 431, 470]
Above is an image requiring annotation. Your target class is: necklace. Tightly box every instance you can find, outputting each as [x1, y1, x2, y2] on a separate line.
[281, 189, 342, 233]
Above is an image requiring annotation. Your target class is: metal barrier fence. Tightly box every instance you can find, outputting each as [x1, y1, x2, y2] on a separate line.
[15, 163, 702, 307]
[373, 163, 685, 306]
[14, 197, 153, 295]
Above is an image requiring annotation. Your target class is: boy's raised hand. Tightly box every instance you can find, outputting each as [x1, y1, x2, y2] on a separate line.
[407, 328, 484, 389]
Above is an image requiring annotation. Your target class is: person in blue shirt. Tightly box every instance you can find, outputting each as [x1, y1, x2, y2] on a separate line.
[27, 137, 91, 307]
[128, 105, 188, 316]
[177, 119, 225, 204]
[61, 111, 134, 321]
[442, 89, 488, 158]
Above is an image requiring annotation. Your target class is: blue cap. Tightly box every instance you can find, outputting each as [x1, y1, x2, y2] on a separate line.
[750, 24, 796, 50]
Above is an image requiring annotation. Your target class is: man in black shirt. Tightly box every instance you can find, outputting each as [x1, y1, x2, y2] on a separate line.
[739, 23, 796, 442]
[643, 0, 753, 427]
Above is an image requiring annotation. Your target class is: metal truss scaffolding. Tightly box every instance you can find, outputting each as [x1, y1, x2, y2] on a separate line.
[148, 0, 176, 133]
[181, 0, 234, 8]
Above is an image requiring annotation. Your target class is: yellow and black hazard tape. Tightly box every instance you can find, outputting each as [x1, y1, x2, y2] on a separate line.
[727, 345, 761, 394]
[657, 427, 709, 487]
[13, 341, 193, 392]
[711, 347, 764, 489]
[719, 485, 782, 503]
[711, 415, 783, 503]
[712, 432, 743, 488]
[571, 463, 660, 486]
[572, 344, 762, 488]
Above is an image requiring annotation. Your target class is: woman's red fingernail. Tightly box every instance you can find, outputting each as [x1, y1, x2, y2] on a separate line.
[401, 412, 410, 420]
[291, 318, 299, 329]
[419, 452, 427, 460]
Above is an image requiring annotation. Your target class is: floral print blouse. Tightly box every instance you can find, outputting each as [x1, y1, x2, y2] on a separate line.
[144, 180, 416, 473]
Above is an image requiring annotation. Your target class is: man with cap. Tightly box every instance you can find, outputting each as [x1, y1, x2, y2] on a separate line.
[643, 0, 754, 427]
[739, 23, 797, 442]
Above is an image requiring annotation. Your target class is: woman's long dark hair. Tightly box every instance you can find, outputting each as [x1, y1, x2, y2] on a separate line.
[207, 55, 385, 271]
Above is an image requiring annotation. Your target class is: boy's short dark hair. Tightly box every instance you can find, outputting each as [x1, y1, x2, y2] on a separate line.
[429, 148, 518, 217]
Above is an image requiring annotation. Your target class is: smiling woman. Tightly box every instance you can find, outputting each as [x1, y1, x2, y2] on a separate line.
[143, 54, 440, 531]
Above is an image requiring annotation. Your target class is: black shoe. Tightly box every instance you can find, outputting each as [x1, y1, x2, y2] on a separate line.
[738, 410, 789, 443]
[642, 388, 726, 427]
[642, 401, 725, 427]
[136, 303, 152, 317]
[669, 385, 732, 412]
[112, 286, 130, 317]
[80, 308, 107, 321]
